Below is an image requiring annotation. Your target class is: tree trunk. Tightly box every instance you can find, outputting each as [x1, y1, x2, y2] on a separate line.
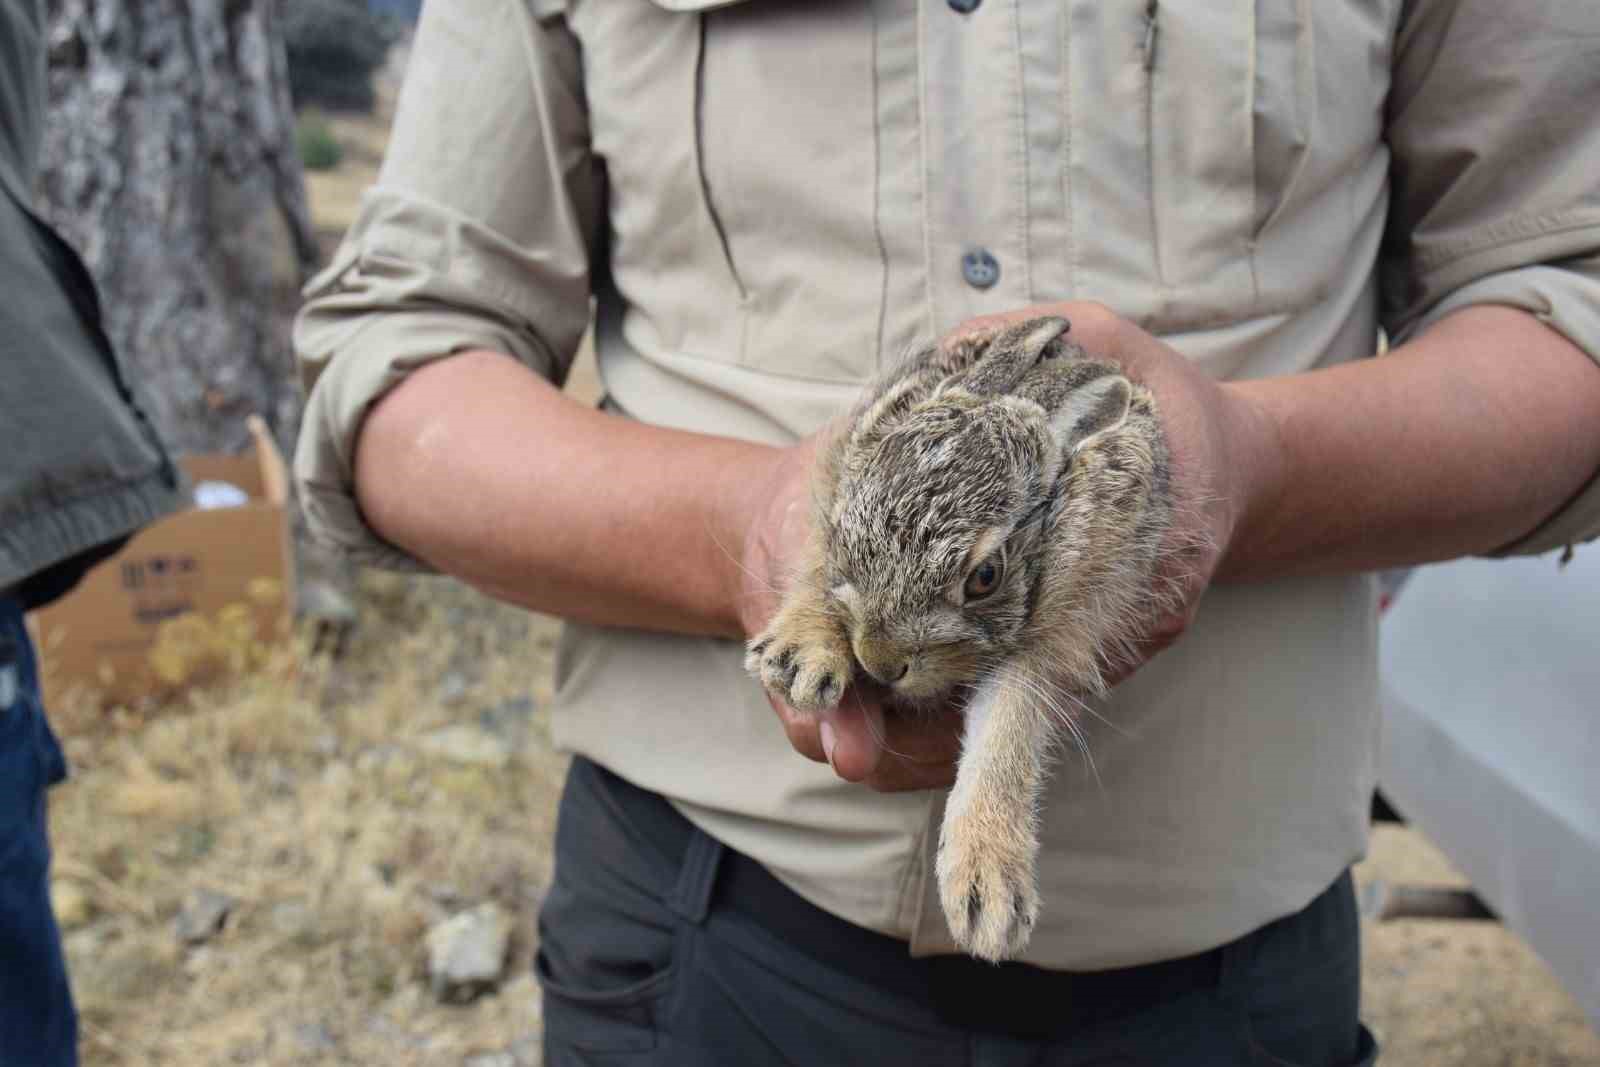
[37, 0, 318, 456]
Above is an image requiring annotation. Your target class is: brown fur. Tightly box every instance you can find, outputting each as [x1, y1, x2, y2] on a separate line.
[745, 317, 1174, 961]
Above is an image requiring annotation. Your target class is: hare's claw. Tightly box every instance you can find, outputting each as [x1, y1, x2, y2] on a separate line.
[745, 623, 853, 713]
[937, 799, 1040, 962]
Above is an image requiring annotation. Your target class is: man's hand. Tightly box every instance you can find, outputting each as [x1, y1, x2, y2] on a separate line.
[950, 301, 1281, 682]
[734, 300, 1600, 779]
[739, 300, 1281, 781]
[738, 437, 964, 791]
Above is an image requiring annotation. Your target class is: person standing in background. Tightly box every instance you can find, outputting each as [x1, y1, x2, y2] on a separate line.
[1, 2, 185, 1062]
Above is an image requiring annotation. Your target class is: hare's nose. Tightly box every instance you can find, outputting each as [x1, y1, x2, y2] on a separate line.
[861, 658, 910, 686]
[852, 635, 912, 686]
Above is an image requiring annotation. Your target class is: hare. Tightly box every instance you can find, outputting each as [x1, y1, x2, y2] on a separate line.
[745, 316, 1174, 962]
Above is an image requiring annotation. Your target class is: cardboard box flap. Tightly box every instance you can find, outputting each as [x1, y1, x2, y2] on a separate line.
[247, 415, 290, 507]
[176, 417, 289, 506]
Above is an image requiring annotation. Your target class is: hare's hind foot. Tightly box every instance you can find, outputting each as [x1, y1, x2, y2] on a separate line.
[934, 668, 1048, 961]
[745, 610, 854, 712]
[936, 798, 1041, 962]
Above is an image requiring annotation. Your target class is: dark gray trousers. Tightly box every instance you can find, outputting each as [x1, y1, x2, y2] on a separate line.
[538, 757, 1378, 1066]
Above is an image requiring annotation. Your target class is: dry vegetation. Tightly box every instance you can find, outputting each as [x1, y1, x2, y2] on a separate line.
[47, 576, 563, 1064]
[44, 573, 1600, 1064]
[38, 39, 1600, 1066]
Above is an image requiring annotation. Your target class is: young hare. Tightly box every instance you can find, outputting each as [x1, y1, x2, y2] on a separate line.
[745, 316, 1174, 962]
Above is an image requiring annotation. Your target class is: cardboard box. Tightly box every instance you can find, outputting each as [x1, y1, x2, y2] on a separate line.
[29, 417, 296, 704]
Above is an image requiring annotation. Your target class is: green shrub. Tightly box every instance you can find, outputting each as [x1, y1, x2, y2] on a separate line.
[283, 0, 394, 113]
[296, 113, 343, 171]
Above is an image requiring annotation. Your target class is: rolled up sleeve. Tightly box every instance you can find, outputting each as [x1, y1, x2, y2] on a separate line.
[1379, 1, 1600, 557]
[293, 0, 600, 568]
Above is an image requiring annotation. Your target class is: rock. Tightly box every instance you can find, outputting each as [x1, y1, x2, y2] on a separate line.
[181, 945, 214, 977]
[297, 579, 358, 627]
[64, 922, 111, 964]
[174, 888, 234, 945]
[298, 579, 358, 658]
[426, 902, 511, 1003]
[262, 761, 297, 796]
[479, 696, 535, 737]
[509, 1035, 542, 1067]
[464, 1054, 517, 1067]
[437, 671, 471, 706]
[417, 724, 511, 769]
[365, 1015, 424, 1052]
[291, 1022, 338, 1054]
[270, 898, 318, 942]
[51, 880, 92, 929]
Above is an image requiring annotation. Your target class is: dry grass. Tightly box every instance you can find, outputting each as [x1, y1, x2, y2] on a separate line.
[44, 574, 1600, 1064]
[47, 575, 564, 1065]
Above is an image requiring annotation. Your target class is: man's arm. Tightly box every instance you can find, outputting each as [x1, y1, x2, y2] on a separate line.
[353, 300, 1600, 788]
[353, 347, 783, 642]
[1226, 304, 1600, 580]
[356, 306, 1600, 635]
[355, 349, 963, 787]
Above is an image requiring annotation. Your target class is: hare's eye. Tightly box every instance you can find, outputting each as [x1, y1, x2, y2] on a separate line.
[963, 557, 1004, 601]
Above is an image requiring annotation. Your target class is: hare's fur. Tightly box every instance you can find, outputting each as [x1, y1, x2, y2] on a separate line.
[745, 317, 1174, 961]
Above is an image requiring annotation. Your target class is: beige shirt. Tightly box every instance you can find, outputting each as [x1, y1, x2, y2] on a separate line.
[294, 0, 1600, 969]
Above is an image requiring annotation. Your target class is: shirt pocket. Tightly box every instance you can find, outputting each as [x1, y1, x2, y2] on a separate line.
[570, 0, 753, 370]
[574, 0, 881, 384]
[694, 0, 883, 383]
[1069, 0, 1315, 333]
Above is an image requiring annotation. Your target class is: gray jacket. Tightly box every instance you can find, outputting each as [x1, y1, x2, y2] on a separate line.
[1, 0, 182, 609]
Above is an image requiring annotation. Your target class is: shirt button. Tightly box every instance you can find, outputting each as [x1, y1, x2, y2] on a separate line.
[948, 0, 981, 12]
[961, 249, 1000, 290]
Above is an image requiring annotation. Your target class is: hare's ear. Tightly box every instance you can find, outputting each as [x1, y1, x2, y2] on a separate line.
[965, 317, 1072, 395]
[848, 370, 927, 454]
[1013, 316, 1072, 361]
[1050, 373, 1132, 453]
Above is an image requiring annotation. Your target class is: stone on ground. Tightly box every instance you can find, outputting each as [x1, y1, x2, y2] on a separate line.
[174, 888, 234, 945]
[427, 902, 511, 1003]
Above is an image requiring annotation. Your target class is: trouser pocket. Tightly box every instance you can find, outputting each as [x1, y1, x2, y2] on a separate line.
[537, 949, 678, 1060]
[536, 759, 723, 1063]
[1236, 870, 1378, 1067]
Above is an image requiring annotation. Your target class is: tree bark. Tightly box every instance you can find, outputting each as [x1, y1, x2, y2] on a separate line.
[37, 0, 317, 456]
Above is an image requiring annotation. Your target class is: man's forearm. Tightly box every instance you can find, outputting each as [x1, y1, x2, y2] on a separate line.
[353, 348, 777, 640]
[1222, 305, 1600, 581]
[353, 306, 1600, 643]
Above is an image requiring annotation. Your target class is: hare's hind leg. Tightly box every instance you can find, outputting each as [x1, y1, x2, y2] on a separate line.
[936, 663, 1050, 962]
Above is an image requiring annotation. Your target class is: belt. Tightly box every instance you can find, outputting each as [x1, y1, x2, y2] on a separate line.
[584, 758, 1228, 1040]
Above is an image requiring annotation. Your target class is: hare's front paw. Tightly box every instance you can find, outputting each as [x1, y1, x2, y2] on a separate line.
[936, 797, 1040, 962]
[745, 615, 854, 713]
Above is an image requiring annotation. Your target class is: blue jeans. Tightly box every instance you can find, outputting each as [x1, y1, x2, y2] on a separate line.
[0, 596, 77, 1066]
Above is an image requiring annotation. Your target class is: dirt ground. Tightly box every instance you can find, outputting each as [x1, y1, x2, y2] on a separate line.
[44, 54, 1599, 1065]
[44, 572, 1600, 1064]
